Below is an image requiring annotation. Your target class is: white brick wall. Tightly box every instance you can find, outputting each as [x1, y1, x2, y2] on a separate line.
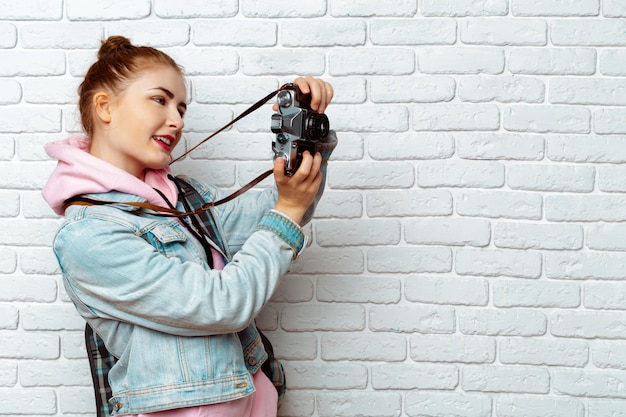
[2, 0, 626, 415]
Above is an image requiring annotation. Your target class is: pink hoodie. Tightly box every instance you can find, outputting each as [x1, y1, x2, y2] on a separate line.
[42, 136, 178, 216]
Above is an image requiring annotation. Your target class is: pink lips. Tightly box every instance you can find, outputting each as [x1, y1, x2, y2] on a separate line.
[153, 135, 174, 152]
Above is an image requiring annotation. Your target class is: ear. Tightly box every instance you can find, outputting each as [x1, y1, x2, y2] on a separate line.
[93, 92, 112, 124]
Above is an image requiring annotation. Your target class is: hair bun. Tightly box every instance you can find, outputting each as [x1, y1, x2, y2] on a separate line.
[98, 36, 133, 59]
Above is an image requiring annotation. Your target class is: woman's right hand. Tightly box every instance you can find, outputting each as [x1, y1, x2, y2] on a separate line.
[273, 150, 323, 225]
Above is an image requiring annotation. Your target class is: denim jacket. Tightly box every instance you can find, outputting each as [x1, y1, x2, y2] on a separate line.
[53, 169, 321, 414]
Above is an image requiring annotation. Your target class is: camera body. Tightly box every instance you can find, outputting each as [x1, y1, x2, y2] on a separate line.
[271, 83, 330, 175]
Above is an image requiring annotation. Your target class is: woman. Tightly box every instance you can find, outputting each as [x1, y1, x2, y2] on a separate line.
[42, 36, 336, 416]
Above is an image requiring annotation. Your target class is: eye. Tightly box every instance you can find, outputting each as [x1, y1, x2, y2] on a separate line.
[152, 96, 166, 105]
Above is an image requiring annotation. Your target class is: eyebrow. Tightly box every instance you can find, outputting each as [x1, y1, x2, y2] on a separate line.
[152, 87, 187, 111]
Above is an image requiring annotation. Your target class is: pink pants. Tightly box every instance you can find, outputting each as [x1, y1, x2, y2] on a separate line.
[126, 370, 278, 417]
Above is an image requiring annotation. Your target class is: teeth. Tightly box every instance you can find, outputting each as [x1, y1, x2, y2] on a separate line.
[154, 136, 171, 146]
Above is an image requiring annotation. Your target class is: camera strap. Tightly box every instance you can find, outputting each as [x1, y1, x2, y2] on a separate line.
[63, 83, 292, 217]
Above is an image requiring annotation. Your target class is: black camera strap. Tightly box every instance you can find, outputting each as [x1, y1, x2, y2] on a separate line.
[63, 84, 292, 217]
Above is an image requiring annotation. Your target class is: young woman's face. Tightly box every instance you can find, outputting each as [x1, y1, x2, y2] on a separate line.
[95, 65, 187, 179]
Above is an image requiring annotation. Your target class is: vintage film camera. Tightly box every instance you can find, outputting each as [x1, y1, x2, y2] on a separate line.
[271, 83, 331, 175]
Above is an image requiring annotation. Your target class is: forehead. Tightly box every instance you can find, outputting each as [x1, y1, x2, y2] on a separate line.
[129, 65, 187, 100]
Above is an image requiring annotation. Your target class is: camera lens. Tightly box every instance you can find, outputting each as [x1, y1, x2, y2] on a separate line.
[277, 91, 292, 108]
[306, 113, 330, 140]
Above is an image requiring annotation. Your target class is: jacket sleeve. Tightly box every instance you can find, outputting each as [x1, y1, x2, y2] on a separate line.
[54, 205, 304, 337]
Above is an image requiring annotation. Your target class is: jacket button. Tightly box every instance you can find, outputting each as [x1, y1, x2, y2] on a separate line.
[248, 357, 257, 366]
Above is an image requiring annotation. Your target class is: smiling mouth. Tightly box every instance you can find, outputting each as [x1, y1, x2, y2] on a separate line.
[153, 136, 173, 150]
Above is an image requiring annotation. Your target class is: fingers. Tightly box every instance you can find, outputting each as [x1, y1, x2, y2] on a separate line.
[293, 76, 334, 113]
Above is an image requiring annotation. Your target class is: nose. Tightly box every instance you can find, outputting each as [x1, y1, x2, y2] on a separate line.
[168, 107, 184, 130]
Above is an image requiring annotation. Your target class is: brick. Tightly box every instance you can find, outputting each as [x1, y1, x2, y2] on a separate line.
[21, 23, 103, 49]
[494, 222, 583, 250]
[547, 134, 626, 163]
[0, 0, 62, 20]
[369, 305, 455, 333]
[587, 223, 626, 250]
[419, 47, 505, 74]
[460, 18, 547, 45]
[192, 77, 278, 104]
[282, 362, 367, 389]
[546, 252, 626, 280]
[417, 160, 504, 188]
[24, 78, 80, 105]
[552, 19, 626, 46]
[282, 20, 366, 47]
[167, 49, 239, 76]
[321, 333, 406, 361]
[604, 0, 626, 17]
[330, 48, 414, 75]
[0, 305, 18, 330]
[289, 248, 364, 274]
[331, 0, 416, 17]
[108, 22, 190, 47]
[270, 277, 313, 303]
[0, 276, 57, 302]
[21, 359, 91, 387]
[153, 0, 237, 18]
[0, 332, 59, 359]
[194, 20, 276, 47]
[551, 311, 626, 339]
[0, 389, 56, 414]
[595, 108, 626, 134]
[554, 369, 626, 398]
[551, 77, 626, 105]
[0, 361, 17, 387]
[456, 190, 543, 220]
[0, 250, 17, 274]
[458, 76, 545, 103]
[500, 337, 588, 367]
[592, 341, 626, 370]
[281, 305, 365, 331]
[59, 387, 95, 414]
[242, 0, 326, 17]
[329, 105, 409, 132]
[406, 392, 492, 417]
[327, 162, 414, 189]
[589, 399, 626, 417]
[0, 51, 65, 76]
[405, 218, 491, 247]
[366, 189, 452, 217]
[0, 220, 58, 246]
[493, 280, 580, 308]
[496, 396, 585, 417]
[413, 104, 500, 131]
[600, 49, 626, 75]
[278, 391, 314, 417]
[0, 191, 19, 217]
[317, 392, 402, 417]
[243, 49, 325, 76]
[368, 132, 455, 160]
[370, 76, 455, 103]
[21, 304, 84, 331]
[456, 132, 544, 160]
[504, 105, 590, 133]
[512, 0, 599, 16]
[20, 248, 61, 274]
[370, 19, 456, 45]
[0, 80, 20, 105]
[410, 334, 495, 363]
[314, 191, 363, 219]
[459, 309, 547, 336]
[463, 365, 550, 393]
[0, 137, 15, 161]
[405, 276, 489, 306]
[372, 363, 458, 389]
[66, 0, 150, 20]
[316, 219, 400, 246]
[585, 282, 626, 310]
[421, 0, 508, 16]
[546, 195, 626, 222]
[0, 108, 62, 134]
[62, 331, 87, 360]
[317, 276, 401, 304]
[456, 249, 542, 278]
[509, 48, 596, 75]
[368, 247, 452, 274]
[327, 78, 368, 104]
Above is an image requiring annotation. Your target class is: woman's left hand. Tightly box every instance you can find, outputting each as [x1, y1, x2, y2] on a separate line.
[273, 76, 334, 113]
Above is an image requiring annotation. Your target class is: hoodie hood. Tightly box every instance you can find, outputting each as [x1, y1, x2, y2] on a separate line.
[42, 137, 179, 216]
